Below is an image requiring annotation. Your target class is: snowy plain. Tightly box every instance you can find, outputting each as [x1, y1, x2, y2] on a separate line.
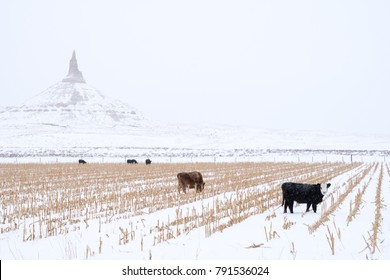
[1, 154, 389, 280]
[1, 158, 389, 261]
[1, 128, 389, 280]
[1, 104, 390, 261]
[1, 81, 390, 279]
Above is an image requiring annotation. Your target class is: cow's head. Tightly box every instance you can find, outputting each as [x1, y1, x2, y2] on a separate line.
[320, 183, 331, 195]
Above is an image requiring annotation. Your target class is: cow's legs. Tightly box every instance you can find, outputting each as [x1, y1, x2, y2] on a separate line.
[287, 200, 294, 213]
[312, 204, 317, 213]
[283, 198, 287, 213]
[178, 183, 186, 194]
[180, 184, 187, 194]
[196, 183, 204, 193]
[306, 203, 312, 212]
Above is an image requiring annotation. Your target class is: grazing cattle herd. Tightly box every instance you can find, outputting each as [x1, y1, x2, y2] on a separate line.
[77, 158, 333, 214]
[79, 159, 149, 165]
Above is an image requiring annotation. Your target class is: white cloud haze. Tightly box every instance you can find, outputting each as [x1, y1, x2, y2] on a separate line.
[1, 0, 389, 135]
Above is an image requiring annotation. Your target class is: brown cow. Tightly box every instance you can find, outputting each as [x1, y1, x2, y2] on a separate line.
[177, 171, 205, 193]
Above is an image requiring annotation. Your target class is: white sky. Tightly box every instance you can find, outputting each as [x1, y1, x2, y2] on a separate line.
[1, 0, 389, 135]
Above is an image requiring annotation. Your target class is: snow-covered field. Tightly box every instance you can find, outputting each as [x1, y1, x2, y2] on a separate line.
[1, 66, 389, 278]
[1, 159, 389, 261]
[1, 122, 389, 279]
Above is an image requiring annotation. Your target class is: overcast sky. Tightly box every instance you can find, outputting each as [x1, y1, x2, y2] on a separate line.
[1, 0, 389, 135]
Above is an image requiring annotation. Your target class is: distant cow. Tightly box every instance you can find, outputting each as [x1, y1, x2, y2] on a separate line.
[79, 159, 87, 164]
[145, 159, 152, 165]
[127, 159, 138, 164]
[281, 182, 331, 213]
[177, 171, 205, 193]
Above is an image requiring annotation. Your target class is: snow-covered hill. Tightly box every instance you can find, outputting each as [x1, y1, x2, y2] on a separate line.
[0, 51, 389, 159]
[0, 51, 145, 130]
[0, 82, 145, 129]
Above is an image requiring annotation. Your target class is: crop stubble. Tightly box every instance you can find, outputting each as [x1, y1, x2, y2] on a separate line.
[1, 161, 385, 258]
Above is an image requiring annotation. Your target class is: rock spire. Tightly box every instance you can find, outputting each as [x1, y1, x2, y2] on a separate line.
[62, 51, 86, 83]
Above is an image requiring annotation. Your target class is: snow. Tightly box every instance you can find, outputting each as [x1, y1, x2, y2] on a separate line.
[1, 81, 389, 263]
[0, 159, 389, 261]
[1, 75, 390, 158]
[1, 157, 389, 280]
[0, 81, 145, 129]
[1, 66, 389, 279]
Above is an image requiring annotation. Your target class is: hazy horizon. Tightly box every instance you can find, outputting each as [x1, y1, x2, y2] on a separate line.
[1, 0, 389, 135]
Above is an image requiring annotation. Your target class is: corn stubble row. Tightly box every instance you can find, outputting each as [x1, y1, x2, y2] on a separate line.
[361, 164, 385, 255]
[1, 162, 360, 244]
[308, 162, 386, 257]
[156, 161, 361, 242]
[308, 162, 376, 234]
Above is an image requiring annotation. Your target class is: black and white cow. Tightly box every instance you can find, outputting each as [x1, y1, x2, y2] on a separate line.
[281, 182, 331, 213]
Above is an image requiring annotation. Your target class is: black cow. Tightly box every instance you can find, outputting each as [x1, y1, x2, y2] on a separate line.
[281, 182, 331, 213]
[127, 159, 138, 164]
[79, 159, 87, 164]
[145, 159, 152, 165]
